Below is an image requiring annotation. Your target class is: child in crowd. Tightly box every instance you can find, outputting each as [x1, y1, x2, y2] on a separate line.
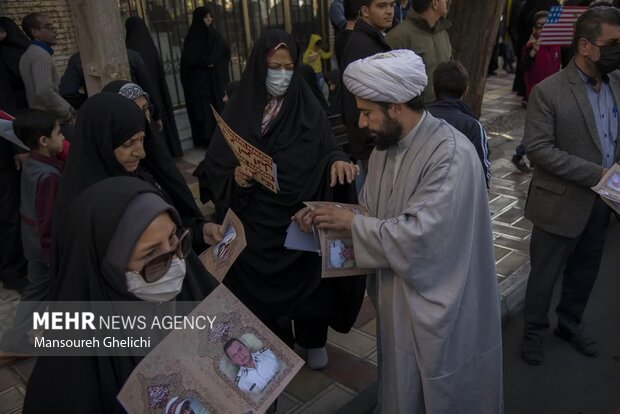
[302, 34, 332, 98]
[427, 61, 491, 189]
[0, 109, 66, 354]
[13, 108, 65, 298]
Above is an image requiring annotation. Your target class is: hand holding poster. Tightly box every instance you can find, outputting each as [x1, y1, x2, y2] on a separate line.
[591, 163, 620, 214]
[211, 106, 280, 193]
[117, 285, 304, 414]
[200, 209, 247, 282]
[285, 202, 372, 278]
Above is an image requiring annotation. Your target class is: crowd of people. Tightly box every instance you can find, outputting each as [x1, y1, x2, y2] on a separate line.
[0, 0, 618, 413]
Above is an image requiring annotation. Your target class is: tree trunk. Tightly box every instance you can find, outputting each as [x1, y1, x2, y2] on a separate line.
[448, 0, 506, 117]
[69, 0, 131, 96]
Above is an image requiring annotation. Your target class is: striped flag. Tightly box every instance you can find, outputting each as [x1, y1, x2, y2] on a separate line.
[539, 5, 588, 46]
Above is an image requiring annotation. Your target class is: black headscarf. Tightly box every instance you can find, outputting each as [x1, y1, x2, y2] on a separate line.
[125, 16, 183, 157]
[204, 29, 353, 320]
[0, 17, 29, 110]
[53, 91, 205, 251]
[180, 7, 231, 105]
[24, 177, 218, 414]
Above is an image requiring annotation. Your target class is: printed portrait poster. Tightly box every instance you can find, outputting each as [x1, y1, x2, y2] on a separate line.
[211, 106, 280, 193]
[117, 285, 304, 414]
[591, 163, 620, 214]
[200, 210, 247, 282]
[303, 202, 373, 278]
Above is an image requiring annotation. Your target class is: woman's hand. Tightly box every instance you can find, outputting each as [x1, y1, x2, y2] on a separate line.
[330, 160, 360, 187]
[234, 166, 255, 188]
[203, 222, 224, 245]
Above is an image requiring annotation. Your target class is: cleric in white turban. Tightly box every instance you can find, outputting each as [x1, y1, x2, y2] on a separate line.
[343, 49, 428, 104]
[304, 48, 504, 413]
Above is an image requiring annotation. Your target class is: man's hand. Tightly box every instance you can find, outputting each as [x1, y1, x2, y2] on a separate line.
[155, 119, 163, 131]
[291, 206, 314, 233]
[330, 160, 359, 187]
[14, 153, 29, 171]
[234, 166, 255, 188]
[203, 222, 224, 245]
[310, 204, 355, 231]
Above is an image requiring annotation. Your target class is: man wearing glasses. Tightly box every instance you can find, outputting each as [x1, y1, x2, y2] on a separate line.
[19, 13, 75, 125]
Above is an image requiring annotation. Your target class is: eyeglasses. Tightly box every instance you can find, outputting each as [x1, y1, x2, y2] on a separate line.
[41, 24, 56, 31]
[140, 228, 192, 282]
[534, 24, 544, 29]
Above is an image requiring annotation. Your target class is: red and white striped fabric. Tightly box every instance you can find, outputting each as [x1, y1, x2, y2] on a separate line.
[539, 6, 588, 46]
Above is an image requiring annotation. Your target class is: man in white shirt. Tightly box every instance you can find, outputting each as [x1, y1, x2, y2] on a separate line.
[224, 338, 279, 393]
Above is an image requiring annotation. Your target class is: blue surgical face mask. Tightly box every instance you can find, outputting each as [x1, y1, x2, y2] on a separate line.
[266, 69, 293, 97]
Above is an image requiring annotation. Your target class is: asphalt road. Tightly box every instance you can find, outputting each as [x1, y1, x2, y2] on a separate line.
[503, 219, 620, 414]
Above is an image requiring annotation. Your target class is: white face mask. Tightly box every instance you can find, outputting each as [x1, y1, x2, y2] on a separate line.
[125, 257, 186, 302]
[266, 69, 293, 97]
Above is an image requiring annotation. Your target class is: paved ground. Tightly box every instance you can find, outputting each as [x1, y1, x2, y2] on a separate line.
[1, 71, 616, 414]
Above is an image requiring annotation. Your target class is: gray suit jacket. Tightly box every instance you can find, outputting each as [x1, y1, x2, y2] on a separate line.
[523, 60, 620, 238]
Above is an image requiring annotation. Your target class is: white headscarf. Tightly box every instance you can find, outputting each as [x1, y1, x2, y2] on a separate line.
[343, 49, 428, 103]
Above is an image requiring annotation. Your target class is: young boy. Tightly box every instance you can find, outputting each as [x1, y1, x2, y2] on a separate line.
[0, 109, 67, 354]
[427, 60, 491, 188]
[13, 108, 65, 299]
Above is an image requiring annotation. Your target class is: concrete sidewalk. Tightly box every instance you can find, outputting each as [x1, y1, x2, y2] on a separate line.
[0, 71, 533, 414]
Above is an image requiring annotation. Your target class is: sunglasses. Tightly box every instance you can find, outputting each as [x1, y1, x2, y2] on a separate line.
[140, 228, 192, 282]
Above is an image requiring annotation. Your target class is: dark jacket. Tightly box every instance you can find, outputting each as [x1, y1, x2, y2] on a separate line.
[20, 152, 63, 263]
[341, 20, 391, 160]
[426, 96, 491, 187]
[523, 60, 620, 238]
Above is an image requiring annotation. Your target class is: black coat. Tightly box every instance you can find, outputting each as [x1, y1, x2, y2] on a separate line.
[0, 17, 29, 111]
[126, 17, 183, 157]
[341, 20, 391, 160]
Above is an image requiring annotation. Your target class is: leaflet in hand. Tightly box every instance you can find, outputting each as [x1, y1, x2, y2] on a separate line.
[591, 163, 620, 214]
[200, 209, 247, 282]
[211, 106, 279, 193]
[117, 285, 304, 414]
[285, 202, 372, 278]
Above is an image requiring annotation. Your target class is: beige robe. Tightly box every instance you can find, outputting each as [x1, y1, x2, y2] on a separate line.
[352, 113, 503, 413]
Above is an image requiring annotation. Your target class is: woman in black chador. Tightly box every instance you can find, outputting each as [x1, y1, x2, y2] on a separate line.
[204, 29, 365, 369]
[125, 16, 183, 157]
[23, 177, 218, 413]
[52, 93, 222, 260]
[180, 7, 231, 147]
[0, 16, 30, 111]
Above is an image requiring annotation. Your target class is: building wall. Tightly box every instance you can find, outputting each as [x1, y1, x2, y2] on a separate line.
[0, 0, 79, 73]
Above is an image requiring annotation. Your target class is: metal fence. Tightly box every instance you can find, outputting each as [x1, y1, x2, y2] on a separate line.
[120, 0, 330, 108]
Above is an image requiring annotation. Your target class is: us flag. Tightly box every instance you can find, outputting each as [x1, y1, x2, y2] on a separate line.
[539, 5, 588, 46]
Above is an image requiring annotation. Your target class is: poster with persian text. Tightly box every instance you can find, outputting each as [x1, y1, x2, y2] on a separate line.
[211, 106, 279, 193]
[117, 285, 304, 414]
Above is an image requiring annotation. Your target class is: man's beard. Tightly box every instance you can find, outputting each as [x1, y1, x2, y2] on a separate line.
[370, 115, 403, 150]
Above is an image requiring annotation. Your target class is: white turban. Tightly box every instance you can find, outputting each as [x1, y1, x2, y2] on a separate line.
[343, 49, 428, 103]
